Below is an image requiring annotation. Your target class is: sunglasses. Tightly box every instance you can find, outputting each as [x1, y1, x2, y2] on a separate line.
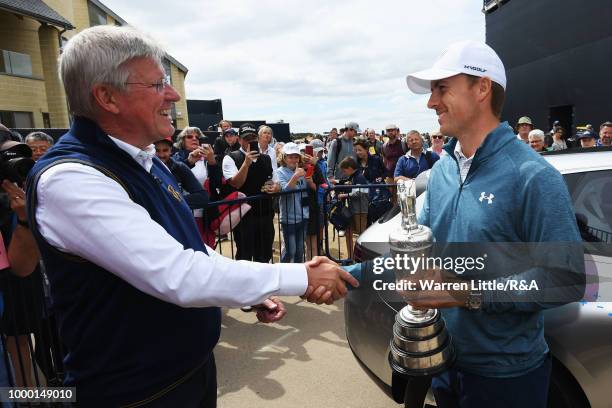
[432, 135, 444, 139]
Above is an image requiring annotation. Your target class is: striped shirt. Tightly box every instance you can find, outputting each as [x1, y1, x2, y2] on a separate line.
[454, 141, 474, 183]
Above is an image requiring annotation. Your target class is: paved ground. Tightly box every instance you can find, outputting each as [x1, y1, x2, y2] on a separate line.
[216, 297, 399, 408]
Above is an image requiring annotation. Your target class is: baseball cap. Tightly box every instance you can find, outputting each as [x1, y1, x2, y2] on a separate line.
[282, 142, 301, 155]
[406, 40, 506, 94]
[310, 139, 325, 153]
[385, 124, 399, 131]
[239, 123, 257, 139]
[577, 130, 598, 140]
[517, 116, 533, 127]
[345, 122, 361, 132]
[223, 128, 238, 136]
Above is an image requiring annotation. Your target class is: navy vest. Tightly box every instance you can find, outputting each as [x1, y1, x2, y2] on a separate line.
[25, 117, 221, 405]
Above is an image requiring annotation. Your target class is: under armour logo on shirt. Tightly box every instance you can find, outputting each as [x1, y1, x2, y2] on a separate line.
[479, 192, 494, 204]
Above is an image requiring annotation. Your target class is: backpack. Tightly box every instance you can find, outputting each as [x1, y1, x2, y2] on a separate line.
[328, 199, 352, 230]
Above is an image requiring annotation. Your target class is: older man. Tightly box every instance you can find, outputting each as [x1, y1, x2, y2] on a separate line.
[515, 116, 534, 143]
[393, 130, 439, 181]
[25, 26, 357, 407]
[598, 121, 611, 146]
[25, 131, 54, 162]
[404, 40, 584, 408]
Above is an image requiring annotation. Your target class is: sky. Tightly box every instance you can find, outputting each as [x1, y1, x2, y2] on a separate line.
[100, 0, 485, 133]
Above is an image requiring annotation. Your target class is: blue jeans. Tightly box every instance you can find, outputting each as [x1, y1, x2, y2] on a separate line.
[432, 353, 552, 408]
[281, 220, 307, 263]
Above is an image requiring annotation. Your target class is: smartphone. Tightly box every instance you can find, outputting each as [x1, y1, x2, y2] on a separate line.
[248, 140, 259, 153]
[305, 164, 315, 178]
[305, 145, 314, 156]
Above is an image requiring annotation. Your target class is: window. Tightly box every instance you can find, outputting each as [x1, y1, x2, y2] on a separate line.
[88, 1, 107, 27]
[0, 111, 34, 128]
[43, 112, 51, 128]
[0, 50, 33, 77]
[564, 170, 612, 255]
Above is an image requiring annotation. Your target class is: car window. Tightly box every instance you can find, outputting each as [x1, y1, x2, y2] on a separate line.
[563, 170, 612, 255]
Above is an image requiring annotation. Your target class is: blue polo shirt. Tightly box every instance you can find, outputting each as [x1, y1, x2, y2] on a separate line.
[394, 150, 439, 178]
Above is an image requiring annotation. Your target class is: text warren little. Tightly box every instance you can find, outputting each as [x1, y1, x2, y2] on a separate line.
[373, 279, 540, 291]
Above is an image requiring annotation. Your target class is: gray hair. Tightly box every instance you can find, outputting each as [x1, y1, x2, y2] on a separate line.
[175, 127, 203, 150]
[25, 131, 54, 145]
[258, 125, 273, 136]
[528, 129, 545, 141]
[59, 25, 166, 119]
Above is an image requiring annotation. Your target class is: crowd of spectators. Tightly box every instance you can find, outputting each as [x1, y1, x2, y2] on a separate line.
[0, 111, 610, 388]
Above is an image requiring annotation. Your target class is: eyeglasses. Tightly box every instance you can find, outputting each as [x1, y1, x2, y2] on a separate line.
[125, 77, 170, 93]
[432, 135, 444, 139]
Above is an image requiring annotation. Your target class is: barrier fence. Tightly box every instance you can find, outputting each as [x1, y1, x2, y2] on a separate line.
[0, 183, 397, 393]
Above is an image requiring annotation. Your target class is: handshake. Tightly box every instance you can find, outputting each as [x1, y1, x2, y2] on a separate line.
[303, 256, 359, 304]
[253, 256, 360, 324]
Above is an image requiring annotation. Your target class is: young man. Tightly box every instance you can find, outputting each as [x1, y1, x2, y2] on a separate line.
[403, 40, 584, 408]
[577, 129, 597, 148]
[326, 121, 359, 181]
[381, 124, 405, 182]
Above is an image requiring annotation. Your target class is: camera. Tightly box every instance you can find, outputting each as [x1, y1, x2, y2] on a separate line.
[0, 141, 35, 186]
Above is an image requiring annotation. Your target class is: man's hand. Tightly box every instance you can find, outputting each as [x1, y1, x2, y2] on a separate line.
[302, 256, 359, 304]
[1, 180, 26, 221]
[254, 297, 287, 323]
[303, 153, 318, 165]
[243, 149, 259, 166]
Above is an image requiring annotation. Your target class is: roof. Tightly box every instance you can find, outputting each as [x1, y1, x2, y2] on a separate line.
[0, 0, 74, 29]
[90, 0, 188, 73]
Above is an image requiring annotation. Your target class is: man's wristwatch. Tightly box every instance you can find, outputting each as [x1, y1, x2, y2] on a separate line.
[465, 290, 482, 310]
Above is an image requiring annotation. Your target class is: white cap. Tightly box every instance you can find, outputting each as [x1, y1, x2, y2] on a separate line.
[309, 138, 325, 153]
[283, 142, 301, 155]
[406, 41, 506, 94]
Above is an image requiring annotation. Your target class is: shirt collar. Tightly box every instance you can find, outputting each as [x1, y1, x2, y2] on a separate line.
[108, 135, 156, 172]
[406, 149, 424, 160]
[454, 140, 474, 161]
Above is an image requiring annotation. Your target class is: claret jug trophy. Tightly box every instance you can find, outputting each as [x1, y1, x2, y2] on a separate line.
[387, 179, 454, 407]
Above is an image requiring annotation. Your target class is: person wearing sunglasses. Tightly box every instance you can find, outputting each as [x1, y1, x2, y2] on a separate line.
[428, 131, 447, 156]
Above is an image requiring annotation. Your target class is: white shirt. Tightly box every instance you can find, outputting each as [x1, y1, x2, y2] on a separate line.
[260, 144, 278, 171]
[454, 141, 474, 183]
[222, 148, 279, 182]
[35, 136, 307, 308]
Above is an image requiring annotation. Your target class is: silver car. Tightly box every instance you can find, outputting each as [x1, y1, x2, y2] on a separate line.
[345, 148, 612, 408]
